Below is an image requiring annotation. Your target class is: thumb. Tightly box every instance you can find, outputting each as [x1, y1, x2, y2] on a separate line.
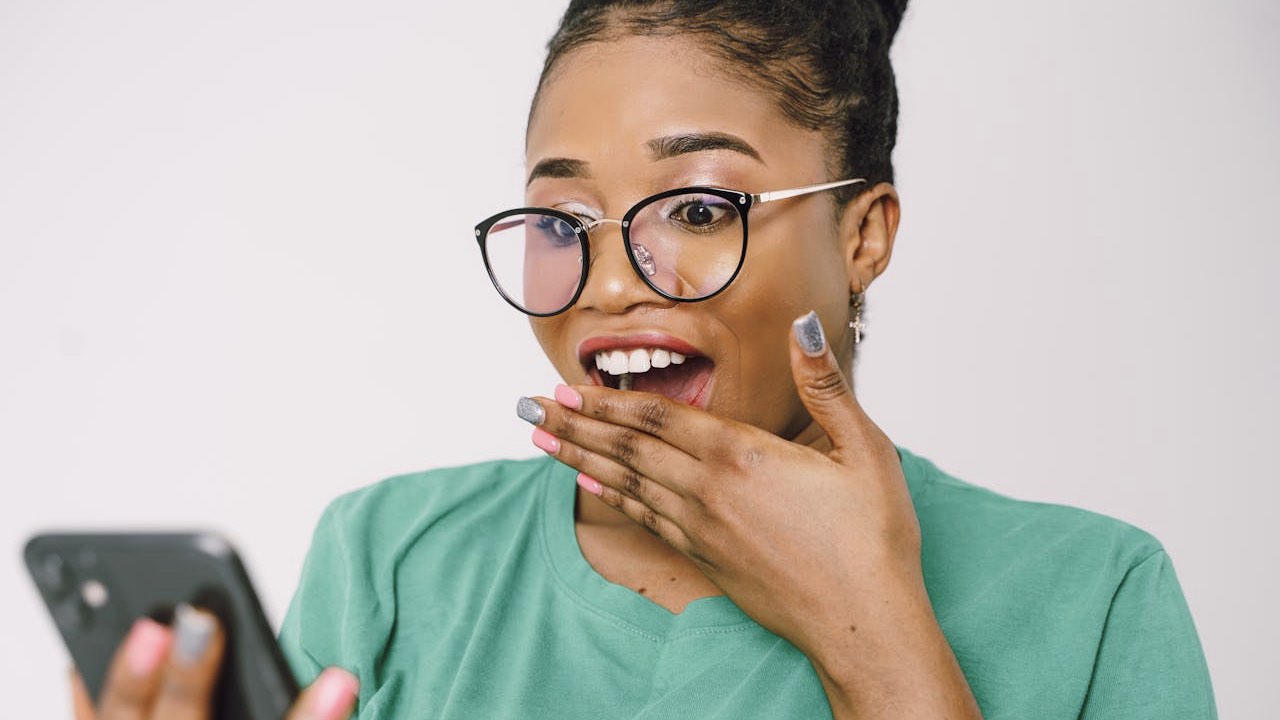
[286, 666, 360, 720]
[790, 310, 865, 451]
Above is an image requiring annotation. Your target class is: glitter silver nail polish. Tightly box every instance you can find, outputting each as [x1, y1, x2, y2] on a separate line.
[516, 396, 545, 426]
[793, 310, 826, 356]
[173, 603, 215, 665]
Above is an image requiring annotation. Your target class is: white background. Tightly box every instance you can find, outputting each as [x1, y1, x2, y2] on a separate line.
[1, 0, 1275, 716]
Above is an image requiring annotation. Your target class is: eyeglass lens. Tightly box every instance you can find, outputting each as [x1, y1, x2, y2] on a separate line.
[482, 191, 745, 315]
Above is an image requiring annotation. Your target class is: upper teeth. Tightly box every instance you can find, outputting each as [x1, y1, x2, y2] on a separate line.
[594, 348, 687, 376]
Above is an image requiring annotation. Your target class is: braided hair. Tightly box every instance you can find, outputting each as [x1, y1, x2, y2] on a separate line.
[530, 0, 910, 208]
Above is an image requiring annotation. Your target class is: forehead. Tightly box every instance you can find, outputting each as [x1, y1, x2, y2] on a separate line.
[526, 34, 825, 176]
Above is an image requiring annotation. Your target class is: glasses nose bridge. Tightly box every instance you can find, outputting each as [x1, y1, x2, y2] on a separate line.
[581, 216, 629, 257]
[575, 214, 663, 310]
[583, 217, 625, 233]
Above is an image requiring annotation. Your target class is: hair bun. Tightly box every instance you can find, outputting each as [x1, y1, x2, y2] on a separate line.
[872, 0, 909, 42]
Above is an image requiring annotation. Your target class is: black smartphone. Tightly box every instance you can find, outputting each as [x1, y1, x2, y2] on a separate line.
[24, 532, 300, 719]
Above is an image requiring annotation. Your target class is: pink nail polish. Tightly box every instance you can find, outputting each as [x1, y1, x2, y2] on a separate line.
[532, 427, 560, 454]
[124, 618, 172, 677]
[554, 384, 582, 410]
[308, 667, 359, 720]
[576, 472, 603, 496]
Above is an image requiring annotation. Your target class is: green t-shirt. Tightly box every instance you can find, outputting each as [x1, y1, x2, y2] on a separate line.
[278, 447, 1216, 719]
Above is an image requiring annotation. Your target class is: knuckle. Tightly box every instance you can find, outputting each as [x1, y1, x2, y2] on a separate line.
[706, 430, 747, 466]
[704, 436, 735, 465]
[633, 397, 669, 435]
[621, 469, 644, 499]
[640, 508, 661, 536]
[608, 427, 640, 465]
[737, 445, 765, 469]
[803, 368, 849, 403]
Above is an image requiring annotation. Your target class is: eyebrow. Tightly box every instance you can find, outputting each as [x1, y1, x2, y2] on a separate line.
[525, 132, 764, 187]
[526, 158, 590, 187]
[646, 132, 764, 164]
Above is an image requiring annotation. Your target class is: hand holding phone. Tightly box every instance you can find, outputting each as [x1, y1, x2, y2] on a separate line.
[25, 532, 359, 720]
[65, 612, 360, 720]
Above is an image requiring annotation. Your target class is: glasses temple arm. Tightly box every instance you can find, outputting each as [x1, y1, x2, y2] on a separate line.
[751, 178, 867, 204]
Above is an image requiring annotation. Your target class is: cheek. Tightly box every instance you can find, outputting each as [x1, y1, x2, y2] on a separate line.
[529, 318, 573, 374]
[735, 215, 847, 339]
[714, 216, 847, 429]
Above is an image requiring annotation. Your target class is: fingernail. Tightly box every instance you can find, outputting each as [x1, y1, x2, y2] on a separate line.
[793, 310, 826, 356]
[307, 667, 359, 720]
[576, 472, 603, 496]
[173, 603, 215, 666]
[554, 384, 582, 410]
[516, 396, 544, 426]
[124, 617, 172, 676]
[532, 427, 559, 454]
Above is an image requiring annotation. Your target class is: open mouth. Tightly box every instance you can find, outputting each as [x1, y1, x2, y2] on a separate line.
[582, 346, 715, 408]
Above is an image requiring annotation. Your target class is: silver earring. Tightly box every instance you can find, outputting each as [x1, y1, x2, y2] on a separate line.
[849, 289, 866, 345]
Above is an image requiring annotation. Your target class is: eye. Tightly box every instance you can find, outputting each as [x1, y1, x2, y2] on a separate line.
[534, 214, 579, 246]
[683, 203, 715, 225]
[669, 198, 733, 229]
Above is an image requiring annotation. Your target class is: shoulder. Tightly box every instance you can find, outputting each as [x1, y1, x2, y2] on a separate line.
[897, 446, 1164, 584]
[894, 447, 1217, 713]
[281, 456, 560, 685]
[316, 454, 558, 548]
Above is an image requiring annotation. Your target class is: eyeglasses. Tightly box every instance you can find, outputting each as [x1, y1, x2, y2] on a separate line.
[474, 177, 866, 316]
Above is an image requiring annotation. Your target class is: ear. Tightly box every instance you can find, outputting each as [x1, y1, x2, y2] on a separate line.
[836, 182, 900, 293]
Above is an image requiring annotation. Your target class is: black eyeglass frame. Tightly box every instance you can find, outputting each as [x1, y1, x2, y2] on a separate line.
[473, 178, 866, 317]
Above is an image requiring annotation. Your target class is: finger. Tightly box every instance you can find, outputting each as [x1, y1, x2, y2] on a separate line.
[97, 617, 172, 720]
[148, 605, 225, 720]
[526, 391, 699, 495]
[551, 382, 724, 460]
[789, 310, 869, 453]
[70, 668, 96, 720]
[576, 467, 690, 548]
[532, 425, 687, 523]
[286, 666, 360, 720]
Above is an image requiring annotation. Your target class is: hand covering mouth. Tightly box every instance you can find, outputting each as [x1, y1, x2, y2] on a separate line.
[578, 339, 714, 408]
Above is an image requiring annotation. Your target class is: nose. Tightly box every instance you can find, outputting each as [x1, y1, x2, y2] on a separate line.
[575, 221, 674, 314]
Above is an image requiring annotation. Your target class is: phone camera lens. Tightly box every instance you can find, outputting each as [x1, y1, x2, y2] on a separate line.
[37, 554, 72, 598]
[53, 597, 93, 631]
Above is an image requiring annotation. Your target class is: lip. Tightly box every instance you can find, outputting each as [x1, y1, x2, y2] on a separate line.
[576, 332, 706, 368]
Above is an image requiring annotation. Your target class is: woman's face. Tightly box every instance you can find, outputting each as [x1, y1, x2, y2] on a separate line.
[525, 34, 891, 441]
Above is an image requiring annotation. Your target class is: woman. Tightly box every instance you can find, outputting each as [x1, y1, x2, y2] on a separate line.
[76, 1, 1216, 718]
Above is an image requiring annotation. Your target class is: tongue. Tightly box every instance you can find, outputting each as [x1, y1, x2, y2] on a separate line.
[629, 357, 713, 406]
